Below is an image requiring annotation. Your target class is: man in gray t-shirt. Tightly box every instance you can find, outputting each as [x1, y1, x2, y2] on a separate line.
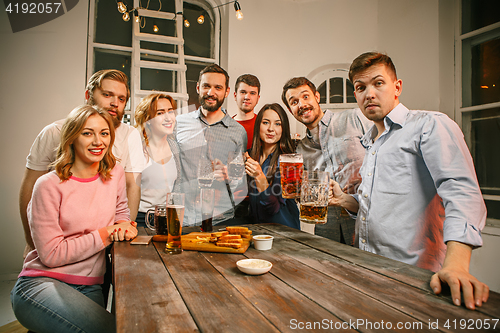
[282, 77, 370, 245]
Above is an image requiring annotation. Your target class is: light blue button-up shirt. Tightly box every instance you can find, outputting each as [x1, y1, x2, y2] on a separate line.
[355, 103, 486, 272]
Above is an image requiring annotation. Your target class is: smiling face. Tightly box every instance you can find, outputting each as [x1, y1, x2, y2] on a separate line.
[148, 98, 176, 137]
[234, 82, 260, 114]
[86, 78, 128, 128]
[259, 109, 282, 149]
[285, 85, 323, 130]
[72, 114, 111, 168]
[197, 72, 229, 112]
[353, 63, 402, 125]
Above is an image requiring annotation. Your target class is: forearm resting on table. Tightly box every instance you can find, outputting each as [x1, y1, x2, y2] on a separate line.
[102, 221, 138, 242]
[430, 241, 489, 310]
[125, 172, 141, 221]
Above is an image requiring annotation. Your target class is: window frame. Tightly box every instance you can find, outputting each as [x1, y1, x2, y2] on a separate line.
[87, 0, 220, 124]
[310, 67, 358, 112]
[455, 1, 500, 228]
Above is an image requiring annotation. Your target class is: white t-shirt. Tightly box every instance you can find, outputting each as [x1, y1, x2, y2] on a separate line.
[139, 155, 177, 213]
[26, 120, 145, 173]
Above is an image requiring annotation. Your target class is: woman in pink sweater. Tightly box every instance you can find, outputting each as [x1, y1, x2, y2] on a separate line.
[11, 105, 138, 333]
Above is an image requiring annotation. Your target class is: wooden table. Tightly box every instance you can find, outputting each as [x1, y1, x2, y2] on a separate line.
[113, 224, 500, 332]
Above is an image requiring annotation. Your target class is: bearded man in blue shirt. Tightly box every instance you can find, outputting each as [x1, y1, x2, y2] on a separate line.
[329, 52, 489, 310]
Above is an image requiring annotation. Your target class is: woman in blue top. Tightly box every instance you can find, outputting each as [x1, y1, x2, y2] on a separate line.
[244, 103, 300, 229]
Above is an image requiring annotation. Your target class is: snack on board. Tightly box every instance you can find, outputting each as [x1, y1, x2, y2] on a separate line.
[226, 227, 252, 235]
[216, 242, 242, 249]
[211, 231, 229, 238]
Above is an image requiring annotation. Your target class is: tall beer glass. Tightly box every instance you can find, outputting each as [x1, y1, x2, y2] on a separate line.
[300, 171, 329, 224]
[279, 153, 303, 199]
[165, 193, 185, 254]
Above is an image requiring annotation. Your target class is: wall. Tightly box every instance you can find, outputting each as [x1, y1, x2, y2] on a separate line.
[225, 0, 449, 133]
[0, 2, 88, 274]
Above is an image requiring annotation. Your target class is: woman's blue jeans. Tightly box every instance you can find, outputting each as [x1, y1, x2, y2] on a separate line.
[11, 276, 116, 333]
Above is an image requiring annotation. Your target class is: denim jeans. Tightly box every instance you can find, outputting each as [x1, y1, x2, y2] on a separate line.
[11, 276, 116, 333]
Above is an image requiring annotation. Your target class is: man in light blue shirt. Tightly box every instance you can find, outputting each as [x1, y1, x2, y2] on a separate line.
[329, 52, 489, 310]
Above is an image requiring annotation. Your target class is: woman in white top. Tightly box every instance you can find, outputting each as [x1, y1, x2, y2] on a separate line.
[134, 94, 181, 226]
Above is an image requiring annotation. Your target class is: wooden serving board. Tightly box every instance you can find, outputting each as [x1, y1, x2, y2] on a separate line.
[181, 232, 251, 254]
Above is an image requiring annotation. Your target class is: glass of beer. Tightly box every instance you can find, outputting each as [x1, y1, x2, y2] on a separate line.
[279, 153, 303, 199]
[145, 204, 168, 235]
[165, 193, 185, 254]
[300, 170, 329, 224]
[291, 133, 301, 152]
[200, 188, 215, 232]
[197, 156, 214, 188]
[228, 151, 245, 182]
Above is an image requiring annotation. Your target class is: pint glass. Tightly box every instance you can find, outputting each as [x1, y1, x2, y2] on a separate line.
[279, 154, 303, 199]
[300, 171, 329, 224]
[165, 193, 185, 254]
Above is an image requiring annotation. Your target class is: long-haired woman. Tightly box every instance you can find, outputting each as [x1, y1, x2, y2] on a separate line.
[11, 105, 137, 333]
[134, 93, 181, 226]
[244, 103, 300, 229]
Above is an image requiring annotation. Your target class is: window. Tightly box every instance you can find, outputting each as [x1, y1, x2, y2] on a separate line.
[87, 0, 218, 124]
[459, 0, 500, 227]
[310, 67, 357, 111]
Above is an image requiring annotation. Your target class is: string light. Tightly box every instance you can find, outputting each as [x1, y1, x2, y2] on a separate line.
[117, 1, 127, 13]
[197, 15, 204, 24]
[234, 1, 243, 20]
[184, 19, 190, 27]
[122, 12, 130, 21]
[153, 24, 159, 32]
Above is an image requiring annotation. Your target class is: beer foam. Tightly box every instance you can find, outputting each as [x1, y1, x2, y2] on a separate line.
[279, 154, 303, 163]
[167, 205, 184, 209]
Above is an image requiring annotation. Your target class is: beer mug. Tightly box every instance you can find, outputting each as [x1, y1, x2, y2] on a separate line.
[279, 153, 303, 199]
[300, 170, 329, 224]
[228, 151, 245, 182]
[145, 204, 168, 235]
[165, 193, 185, 254]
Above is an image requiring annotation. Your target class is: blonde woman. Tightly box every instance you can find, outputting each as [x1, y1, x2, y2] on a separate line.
[134, 93, 182, 226]
[11, 105, 137, 333]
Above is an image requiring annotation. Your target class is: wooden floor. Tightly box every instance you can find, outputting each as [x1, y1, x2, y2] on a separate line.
[0, 321, 28, 333]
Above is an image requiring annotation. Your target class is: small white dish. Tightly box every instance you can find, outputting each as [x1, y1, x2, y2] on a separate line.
[236, 259, 272, 275]
[253, 235, 274, 250]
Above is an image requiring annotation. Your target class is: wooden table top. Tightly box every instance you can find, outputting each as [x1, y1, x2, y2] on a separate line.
[113, 224, 500, 332]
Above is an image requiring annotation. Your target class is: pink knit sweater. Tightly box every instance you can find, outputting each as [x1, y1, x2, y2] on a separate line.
[19, 165, 130, 285]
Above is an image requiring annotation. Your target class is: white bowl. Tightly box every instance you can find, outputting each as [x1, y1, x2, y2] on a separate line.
[253, 235, 274, 250]
[236, 259, 272, 275]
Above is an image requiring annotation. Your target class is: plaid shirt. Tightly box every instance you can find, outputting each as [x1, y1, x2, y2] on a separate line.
[176, 107, 247, 226]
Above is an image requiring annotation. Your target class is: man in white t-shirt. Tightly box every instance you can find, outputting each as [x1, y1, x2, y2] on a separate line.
[19, 69, 144, 254]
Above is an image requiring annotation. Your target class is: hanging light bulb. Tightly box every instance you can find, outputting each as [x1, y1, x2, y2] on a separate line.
[197, 15, 204, 24]
[122, 11, 130, 21]
[153, 24, 159, 32]
[117, 1, 127, 13]
[234, 1, 243, 20]
[184, 19, 190, 27]
[133, 9, 140, 22]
